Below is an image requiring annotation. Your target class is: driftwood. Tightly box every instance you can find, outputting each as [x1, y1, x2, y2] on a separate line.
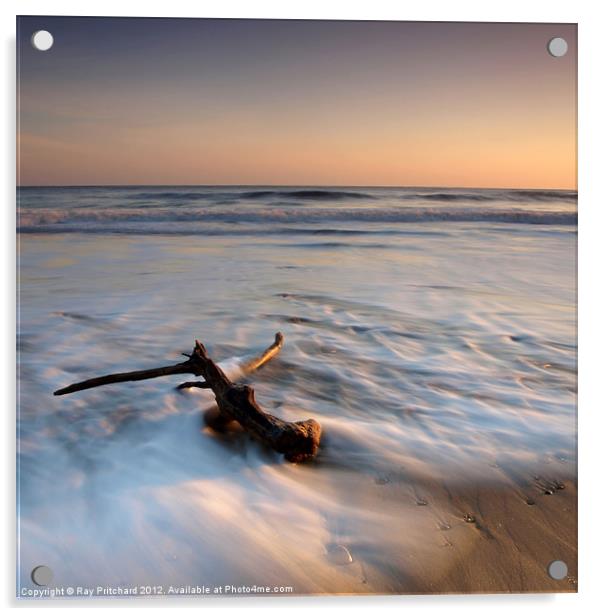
[54, 333, 321, 462]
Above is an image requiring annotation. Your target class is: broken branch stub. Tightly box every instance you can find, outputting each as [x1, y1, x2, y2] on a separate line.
[53, 332, 321, 463]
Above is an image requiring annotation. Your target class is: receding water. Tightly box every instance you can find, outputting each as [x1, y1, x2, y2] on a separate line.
[17, 186, 577, 593]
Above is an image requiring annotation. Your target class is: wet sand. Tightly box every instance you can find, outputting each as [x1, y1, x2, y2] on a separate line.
[17, 207, 576, 595]
[272, 455, 577, 594]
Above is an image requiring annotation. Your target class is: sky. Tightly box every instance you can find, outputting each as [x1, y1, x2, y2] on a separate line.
[17, 17, 577, 188]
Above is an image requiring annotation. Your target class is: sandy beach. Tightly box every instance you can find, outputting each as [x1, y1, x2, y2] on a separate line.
[17, 186, 576, 595]
[16, 14, 578, 599]
[316, 468, 578, 594]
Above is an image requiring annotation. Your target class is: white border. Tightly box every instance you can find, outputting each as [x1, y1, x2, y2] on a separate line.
[3, 1, 601, 614]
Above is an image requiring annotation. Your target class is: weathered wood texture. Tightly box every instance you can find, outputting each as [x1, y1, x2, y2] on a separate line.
[54, 333, 321, 462]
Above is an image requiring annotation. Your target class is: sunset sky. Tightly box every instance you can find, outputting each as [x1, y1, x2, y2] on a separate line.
[17, 17, 576, 188]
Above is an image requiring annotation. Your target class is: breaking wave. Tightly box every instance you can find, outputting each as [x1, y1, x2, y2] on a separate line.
[18, 206, 577, 233]
[400, 190, 577, 203]
[18, 186, 577, 205]
[117, 189, 376, 202]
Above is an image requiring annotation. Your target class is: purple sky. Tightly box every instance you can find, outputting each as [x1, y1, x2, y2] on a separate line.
[17, 17, 577, 187]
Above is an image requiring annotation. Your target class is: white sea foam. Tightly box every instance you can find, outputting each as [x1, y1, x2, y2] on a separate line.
[18, 206, 576, 232]
[17, 187, 576, 592]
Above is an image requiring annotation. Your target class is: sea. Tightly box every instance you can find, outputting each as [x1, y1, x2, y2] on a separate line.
[17, 186, 577, 593]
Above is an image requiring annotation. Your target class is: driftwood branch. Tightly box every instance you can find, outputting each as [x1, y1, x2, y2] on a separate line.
[176, 331, 285, 391]
[53, 363, 196, 396]
[176, 381, 211, 390]
[53, 332, 321, 463]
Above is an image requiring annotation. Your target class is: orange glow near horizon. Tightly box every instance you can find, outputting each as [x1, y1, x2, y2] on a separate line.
[17, 18, 577, 189]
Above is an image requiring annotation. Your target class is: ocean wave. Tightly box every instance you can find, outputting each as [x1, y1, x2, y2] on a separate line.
[401, 189, 577, 203]
[17, 206, 577, 232]
[404, 192, 492, 202]
[19, 186, 577, 206]
[125, 191, 218, 201]
[510, 189, 578, 202]
[238, 189, 376, 200]
[121, 189, 377, 202]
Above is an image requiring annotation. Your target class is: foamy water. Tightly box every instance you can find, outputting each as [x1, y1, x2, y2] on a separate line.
[17, 186, 577, 594]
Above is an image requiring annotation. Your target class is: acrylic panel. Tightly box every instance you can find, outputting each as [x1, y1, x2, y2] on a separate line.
[16, 16, 577, 598]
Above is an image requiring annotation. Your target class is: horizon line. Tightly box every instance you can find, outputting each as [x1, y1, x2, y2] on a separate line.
[16, 183, 578, 192]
